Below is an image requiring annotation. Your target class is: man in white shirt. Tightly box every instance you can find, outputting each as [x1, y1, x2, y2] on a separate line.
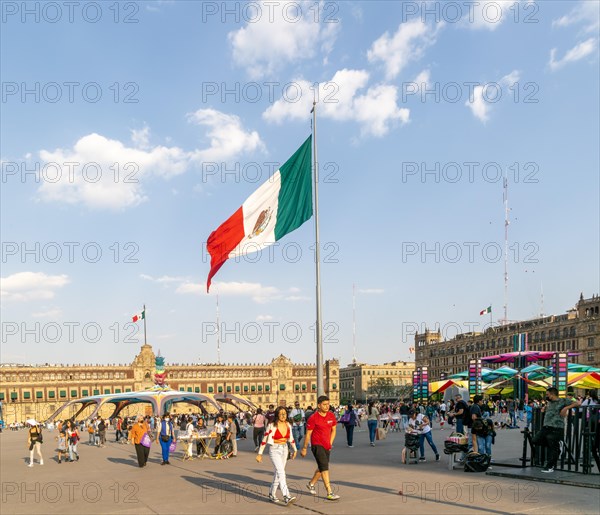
[290, 402, 306, 445]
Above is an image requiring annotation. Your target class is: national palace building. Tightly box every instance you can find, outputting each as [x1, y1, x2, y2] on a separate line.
[0, 344, 340, 424]
[415, 293, 600, 380]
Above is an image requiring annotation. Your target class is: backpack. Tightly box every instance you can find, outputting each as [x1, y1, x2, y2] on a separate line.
[471, 418, 487, 436]
[98, 420, 105, 431]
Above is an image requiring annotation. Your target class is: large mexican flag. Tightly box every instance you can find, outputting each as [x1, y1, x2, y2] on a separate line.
[206, 135, 313, 292]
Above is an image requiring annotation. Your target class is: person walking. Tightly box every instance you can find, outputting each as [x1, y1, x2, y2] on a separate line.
[129, 416, 151, 467]
[366, 401, 380, 447]
[27, 421, 44, 467]
[155, 413, 176, 465]
[65, 419, 80, 462]
[257, 406, 297, 505]
[341, 404, 359, 447]
[252, 408, 266, 452]
[533, 387, 580, 473]
[290, 402, 305, 446]
[300, 395, 340, 501]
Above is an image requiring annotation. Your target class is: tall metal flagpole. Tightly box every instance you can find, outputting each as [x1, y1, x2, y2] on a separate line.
[312, 97, 324, 397]
[143, 304, 147, 345]
[503, 175, 509, 325]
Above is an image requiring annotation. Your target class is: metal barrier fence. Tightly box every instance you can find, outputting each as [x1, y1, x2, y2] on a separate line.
[520, 405, 600, 474]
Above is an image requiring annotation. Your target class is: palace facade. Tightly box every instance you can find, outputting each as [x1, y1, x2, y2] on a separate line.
[415, 294, 600, 380]
[0, 344, 339, 424]
[339, 360, 415, 403]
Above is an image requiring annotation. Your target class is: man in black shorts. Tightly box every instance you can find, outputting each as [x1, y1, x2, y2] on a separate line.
[300, 395, 339, 501]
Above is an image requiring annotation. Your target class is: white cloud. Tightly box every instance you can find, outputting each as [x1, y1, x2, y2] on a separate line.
[263, 69, 409, 137]
[228, 0, 339, 79]
[465, 70, 520, 123]
[131, 126, 151, 149]
[413, 69, 431, 88]
[459, 1, 520, 31]
[177, 281, 280, 304]
[36, 133, 190, 210]
[284, 295, 311, 301]
[549, 38, 598, 71]
[31, 308, 62, 318]
[187, 109, 265, 162]
[34, 109, 263, 210]
[553, 1, 600, 34]
[140, 274, 187, 284]
[1, 272, 69, 302]
[367, 20, 441, 80]
[466, 85, 489, 122]
[358, 288, 385, 294]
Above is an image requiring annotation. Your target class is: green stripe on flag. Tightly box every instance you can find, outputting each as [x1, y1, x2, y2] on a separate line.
[274, 135, 313, 241]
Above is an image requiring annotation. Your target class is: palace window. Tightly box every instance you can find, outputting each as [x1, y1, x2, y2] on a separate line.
[36, 391, 43, 399]
[265, 385, 270, 392]
[218, 386, 223, 393]
[588, 338, 595, 347]
[11, 392, 18, 400]
[104, 389, 110, 394]
[588, 352, 595, 362]
[71, 390, 77, 397]
[208, 387, 214, 393]
[226, 386, 232, 393]
[235, 386, 240, 392]
[59, 390, 66, 398]
[48, 391, 55, 399]
[24, 392, 31, 399]
[195, 387, 200, 393]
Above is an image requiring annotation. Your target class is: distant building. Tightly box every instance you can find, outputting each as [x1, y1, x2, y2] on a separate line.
[415, 294, 600, 380]
[339, 360, 415, 403]
[0, 344, 339, 424]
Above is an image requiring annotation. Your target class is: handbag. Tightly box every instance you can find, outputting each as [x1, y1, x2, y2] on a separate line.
[287, 442, 294, 460]
[141, 433, 152, 448]
[339, 413, 351, 424]
[169, 440, 177, 453]
[160, 434, 170, 442]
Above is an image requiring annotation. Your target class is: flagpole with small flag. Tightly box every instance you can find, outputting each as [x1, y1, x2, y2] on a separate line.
[479, 305, 492, 328]
[143, 304, 147, 346]
[132, 307, 147, 345]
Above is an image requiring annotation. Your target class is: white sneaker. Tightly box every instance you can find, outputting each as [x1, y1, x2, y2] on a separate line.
[40, 460, 44, 465]
[28, 462, 33, 467]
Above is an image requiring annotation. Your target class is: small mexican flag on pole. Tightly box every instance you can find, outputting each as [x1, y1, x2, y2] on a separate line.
[132, 310, 145, 323]
[479, 306, 491, 316]
[132, 306, 148, 345]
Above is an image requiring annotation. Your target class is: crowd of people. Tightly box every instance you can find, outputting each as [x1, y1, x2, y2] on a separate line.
[16, 388, 598, 501]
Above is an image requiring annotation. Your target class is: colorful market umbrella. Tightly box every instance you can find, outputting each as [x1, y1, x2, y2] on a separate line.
[482, 351, 580, 363]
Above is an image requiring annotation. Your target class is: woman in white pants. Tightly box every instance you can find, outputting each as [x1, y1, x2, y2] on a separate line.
[256, 406, 297, 505]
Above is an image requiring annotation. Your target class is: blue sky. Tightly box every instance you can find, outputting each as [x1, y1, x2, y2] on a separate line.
[1, 1, 599, 368]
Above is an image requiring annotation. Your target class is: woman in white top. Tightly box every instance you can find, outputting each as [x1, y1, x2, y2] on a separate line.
[256, 406, 297, 505]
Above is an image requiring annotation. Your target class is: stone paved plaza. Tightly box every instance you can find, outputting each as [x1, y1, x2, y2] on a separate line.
[2, 425, 598, 514]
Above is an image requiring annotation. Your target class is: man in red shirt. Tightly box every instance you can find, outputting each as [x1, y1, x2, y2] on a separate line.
[300, 395, 340, 501]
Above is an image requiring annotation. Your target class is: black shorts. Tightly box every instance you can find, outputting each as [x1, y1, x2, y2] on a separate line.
[311, 445, 330, 472]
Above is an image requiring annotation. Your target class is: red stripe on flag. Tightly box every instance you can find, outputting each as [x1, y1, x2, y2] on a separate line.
[206, 206, 245, 292]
